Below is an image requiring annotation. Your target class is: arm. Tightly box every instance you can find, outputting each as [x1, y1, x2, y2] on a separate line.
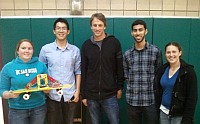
[72, 48, 81, 103]
[181, 68, 198, 124]
[39, 46, 47, 64]
[73, 74, 81, 102]
[123, 54, 129, 83]
[80, 43, 87, 100]
[80, 43, 88, 106]
[3, 91, 19, 99]
[155, 48, 163, 72]
[0, 66, 19, 99]
[82, 99, 88, 106]
[117, 89, 122, 99]
[154, 66, 164, 113]
[115, 40, 124, 91]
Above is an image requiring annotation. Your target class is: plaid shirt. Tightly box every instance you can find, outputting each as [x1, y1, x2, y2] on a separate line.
[123, 42, 162, 106]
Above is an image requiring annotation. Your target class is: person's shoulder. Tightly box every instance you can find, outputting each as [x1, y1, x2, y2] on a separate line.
[181, 61, 197, 78]
[40, 42, 56, 53]
[181, 59, 195, 71]
[28, 57, 40, 64]
[37, 61, 47, 68]
[124, 46, 133, 55]
[105, 35, 122, 46]
[3, 60, 14, 68]
[32, 57, 46, 67]
[85, 38, 91, 43]
[107, 35, 118, 41]
[147, 42, 158, 47]
[147, 42, 161, 51]
[68, 43, 80, 50]
[82, 39, 92, 47]
[33, 57, 42, 63]
[41, 42, 55, 49]
[1, 59, 16, 72]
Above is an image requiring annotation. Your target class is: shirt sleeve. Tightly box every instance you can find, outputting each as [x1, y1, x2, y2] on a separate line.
[123, 54, 129, 81]
[0, 66, 10, 97]
[74, 48, 81, 75]
[39, 46, 47, 64]
[155, 48, 163, 72]
[80, 44, 87, 99]
[115, 40, 124, 90]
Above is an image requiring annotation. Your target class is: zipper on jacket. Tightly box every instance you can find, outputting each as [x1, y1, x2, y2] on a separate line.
[99, 47, 101, 99]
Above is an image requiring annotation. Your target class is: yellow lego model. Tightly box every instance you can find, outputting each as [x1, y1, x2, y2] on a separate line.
[13, 74, 72, 100]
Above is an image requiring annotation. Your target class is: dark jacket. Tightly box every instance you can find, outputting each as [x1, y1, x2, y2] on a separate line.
[81, 35, 124, 100]
[154, 59, 198, 124]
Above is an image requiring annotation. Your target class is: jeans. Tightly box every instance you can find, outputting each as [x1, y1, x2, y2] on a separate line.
[8, 104, 46, 124]
[127, 104, 159, 124]
[160, 110, 182, 124]
[87, 95, 119, 124]
[46, 96, 77, 124]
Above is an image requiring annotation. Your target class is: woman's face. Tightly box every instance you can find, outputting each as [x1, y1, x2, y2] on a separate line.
[165, 45, 182, 64]
[17, 41, 33, 62]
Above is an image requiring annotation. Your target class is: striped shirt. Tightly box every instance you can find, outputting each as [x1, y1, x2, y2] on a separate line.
[123, 42, 162, 106]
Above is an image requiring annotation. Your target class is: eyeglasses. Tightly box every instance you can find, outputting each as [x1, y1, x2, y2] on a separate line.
[55, 27, 68, 31]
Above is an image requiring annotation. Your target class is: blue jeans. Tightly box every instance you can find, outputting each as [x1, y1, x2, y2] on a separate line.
[160, 110, 182, 124]
[8, 104, 46, 124]
[127, 104, 159, 124]
[87, 95, 119, 124]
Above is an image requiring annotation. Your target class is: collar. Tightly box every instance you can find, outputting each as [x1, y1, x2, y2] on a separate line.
[90, 33, 111, 44]
[53, 40, 71, 50]
[131, 41, 149, 52]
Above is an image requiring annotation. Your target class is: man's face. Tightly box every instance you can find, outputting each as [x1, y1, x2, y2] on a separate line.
[91, 17, 106, 39]
[131, 24, 147, 43]
[53, 22, 70, 41]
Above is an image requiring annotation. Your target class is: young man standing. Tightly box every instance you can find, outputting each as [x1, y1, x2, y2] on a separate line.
[123, 20, 163, 124]
[39, 18, 81, 124]
[81, 13, 124, 124]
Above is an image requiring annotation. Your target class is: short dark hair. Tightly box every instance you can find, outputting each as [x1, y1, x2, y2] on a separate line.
[131, 20, 147, 30]
[90, 13, 107, 27]
[53, 18, 69, 30]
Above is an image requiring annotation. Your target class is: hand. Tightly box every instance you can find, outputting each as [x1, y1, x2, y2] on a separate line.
[43, 90, 50, 94]
[72, 90, 80, 103]
[82, 99, 88, 106]
[9, 90, 20, 98]
[51, 82, 60, 88]
[3, 90, 19, 99]
[117, 89, 122, 99]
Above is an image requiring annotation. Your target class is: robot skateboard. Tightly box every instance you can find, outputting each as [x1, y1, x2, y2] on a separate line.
[13, 74, 72, 100]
